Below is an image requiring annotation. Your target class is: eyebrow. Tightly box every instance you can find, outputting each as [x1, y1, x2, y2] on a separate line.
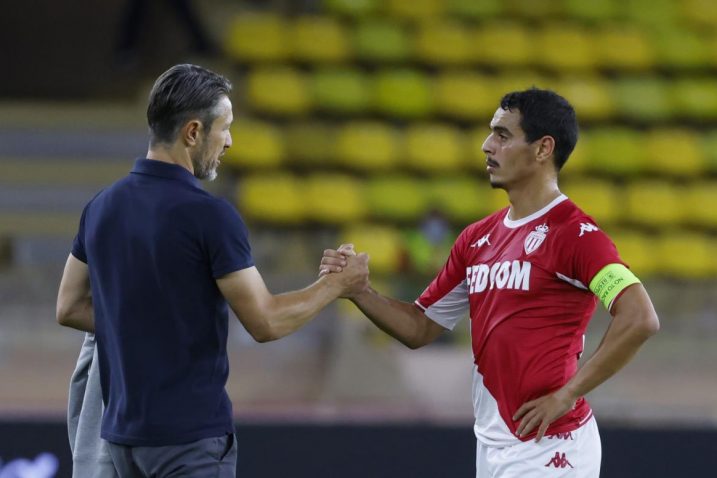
[490, 125, 512, 136]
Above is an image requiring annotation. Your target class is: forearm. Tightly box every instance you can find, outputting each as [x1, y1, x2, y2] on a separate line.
[57, 298, 95, 333]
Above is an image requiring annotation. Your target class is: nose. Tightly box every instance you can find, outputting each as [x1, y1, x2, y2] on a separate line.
[481, 134, 493, 155]
[225, 131, 232, 150]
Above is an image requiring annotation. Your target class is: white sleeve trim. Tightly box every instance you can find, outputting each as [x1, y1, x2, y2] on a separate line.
[418, 281, 469, 331]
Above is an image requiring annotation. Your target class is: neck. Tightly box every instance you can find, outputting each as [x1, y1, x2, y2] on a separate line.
[146, 143, 194, 175]
[505, 176, 561, 221]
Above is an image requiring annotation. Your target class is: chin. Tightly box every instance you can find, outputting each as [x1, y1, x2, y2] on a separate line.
[489, 179, 506, 190]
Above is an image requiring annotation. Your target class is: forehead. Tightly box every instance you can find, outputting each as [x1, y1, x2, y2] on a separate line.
[490, 107, 523, 133]
[214, 96, 233, 121]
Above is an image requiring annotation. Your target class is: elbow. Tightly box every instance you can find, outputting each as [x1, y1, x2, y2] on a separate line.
[643, 313, 660, 338]
[56, 305, 71, 327]
[247, 322, 280, 343]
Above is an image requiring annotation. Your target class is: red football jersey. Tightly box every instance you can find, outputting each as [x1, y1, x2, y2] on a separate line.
[416, 195, 625, 445]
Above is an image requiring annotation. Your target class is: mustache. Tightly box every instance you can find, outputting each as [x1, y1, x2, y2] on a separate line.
[486, 158, 499, 168]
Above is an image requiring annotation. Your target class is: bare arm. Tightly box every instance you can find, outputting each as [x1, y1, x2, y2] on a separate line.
[56, 254, 94, 333]
[217, 253, 368, 343]
[514, 283, 660, 441]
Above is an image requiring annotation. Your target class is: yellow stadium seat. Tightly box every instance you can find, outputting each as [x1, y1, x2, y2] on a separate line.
[446, 0, 501, 19]
[385, 0, 444, 21]
[340, 224, 405, 275]
[594, 26, 654, 71]
[473, 23, 532, 68]
[237, 174, 304, 224]
[700, 130, 717, 173]
[643, 129, 704, 177]
[428, 177, 492, 222]
[681, 0, 717, 27]
[562, 131, 590, 175]
[311, 68, 371, 115]
[563, 0, 617, 22]
[557, 76, 615, 121]
[304, 174, 367, 224]
[505, 0, 563, 18]
[404, 123, 466, 173]
[586, 128, 645, 176]
[654, 28, 708, 69]
[657, 232, 716, 279]
[536, 24, 596, 71]
[374, 69, 433, 119]
[493, 71, 547, 96]
[434, 71, 498, 121]
[611, 77, 673, 122]
[671, 78, 717, 120]
[247, 67, 311, 116]
[465, 127, 490, 171]
[324, 0, 378, 17]
[352, 19, 411, 63]
[623, 0, 677, 27]
[335, 121, 400, 172]
[488, 188, 510, 212]
[224, 14, 289, 63]
[365, 176, 428, 222]
[291, 16, 350, 63]
[683, 182, 717, 228]
[284, 122, 335, 168]
[560, 179, 622, 225]
[609, 230, 657, 278]
[625, 181, 684, 228]
[415, 21, 473, 66]
[223, 120, 284, 170]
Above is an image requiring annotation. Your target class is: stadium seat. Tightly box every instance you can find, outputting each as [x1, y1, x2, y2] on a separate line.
[488, 188, 510, 212]
[465, 127, 490, 171]
[446, 0, 501, 19]
[584, 128, 645, 176]
[594, 26, 654, 71]
[335, 121, 400, 171]
[237, 174, 305, 224]
[224, 14, 289, 63]
[303, 174, 367, 224]
[625, 180, 684, 228]
[404, 123, 466, 173]
[311, 68, 371, 115]
[653, 28, 708, 70]
[428, 177, 492, 223]
[643, 129, 704, 177]
[557, 76, 615, 121]
[323, 0, 378, 17]
[504, 0, 563, 19]
[352, 19, 411, 63]
[682, 182, 717, 228]
[609, 231, 657, 278]
[339, 224, 405, 275]
[473, 23, 532, 68]
[563, 0, 617, 22]
[700, 130, 717, 173]
[374, 69, 433, 119]
[611, 77, 673, 122]
[623, 0, 677, 27]
[291, 16, 350, 63]
[385, 0, 444, 21]
[284, 121, 335, 168]
[365, 176, 428, 222]
[680, 0, 717, 27]
[493, 71, 547, 97]
[246, 67, 311, 116]
[536, 24, 596, 71]
[656, 232, 716, 279]
[223, 119, 285, 169]
[562, 131, 590, 175]
[415, 21, 473, 66]
[560, 179, 622, 225]
[434, 71, 497, 120]
[671, 78, 717, 120]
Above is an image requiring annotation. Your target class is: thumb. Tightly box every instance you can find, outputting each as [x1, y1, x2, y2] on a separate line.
[338, 243, 356, 256]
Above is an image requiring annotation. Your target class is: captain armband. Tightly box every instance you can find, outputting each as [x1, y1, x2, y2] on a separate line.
[588, 263, 641, 311]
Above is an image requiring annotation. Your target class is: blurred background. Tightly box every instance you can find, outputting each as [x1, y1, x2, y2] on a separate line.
[1, 0, 716, 476]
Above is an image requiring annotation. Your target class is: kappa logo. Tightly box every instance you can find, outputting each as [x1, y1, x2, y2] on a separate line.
[524, 224, 549, 255]
[545, 452, 574, 469]
[546, 432, 574, 440]
[579, 222, 599, 237]
[470, 234, 491, 248]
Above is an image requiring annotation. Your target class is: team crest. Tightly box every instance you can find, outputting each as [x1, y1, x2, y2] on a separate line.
[524, 224, 549, 255]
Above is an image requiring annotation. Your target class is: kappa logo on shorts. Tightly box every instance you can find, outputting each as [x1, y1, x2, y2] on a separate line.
[546, 432, 574, 440]
[524, 224, 549, 255]
[545, 452, 574, 469]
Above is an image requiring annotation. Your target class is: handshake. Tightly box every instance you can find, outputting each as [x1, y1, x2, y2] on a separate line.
[318, 244, 370, 299]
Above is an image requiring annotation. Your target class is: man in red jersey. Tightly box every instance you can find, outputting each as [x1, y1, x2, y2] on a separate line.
[320, 88, 660, 477]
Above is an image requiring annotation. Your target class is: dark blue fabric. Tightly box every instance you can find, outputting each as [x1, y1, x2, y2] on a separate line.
[72, 159, 253, 446]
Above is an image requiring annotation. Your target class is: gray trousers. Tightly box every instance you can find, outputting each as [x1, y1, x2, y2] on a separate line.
[68, 333, 119, 478]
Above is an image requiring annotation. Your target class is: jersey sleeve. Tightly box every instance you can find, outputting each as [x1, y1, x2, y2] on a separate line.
[71, 203, 90, 264]
[415, 229, 470, 331]
[203, 199, 255, 278]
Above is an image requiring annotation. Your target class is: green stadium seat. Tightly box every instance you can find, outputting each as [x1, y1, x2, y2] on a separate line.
[594, 26, 654, 71]
[353, 19, 411, 63]
[446, 0, 501, 19]
[291, 16, 350, 63]
[335, 121, 400, 172]
[560, 179, 622, 225]
[671, 78, 717, 120]
[505, 0, 563, 19]
[304, 174, 367, 224]
[340, 224, 405, 275]
[680, 0, 717, 27]
[428, 177, 492, 222]
[611, 77, 673, 122]
[404, 123, 466, 173]
[237, 174, 305, 224]
[625, 180, 684, 228]
[536, 24, 596, 71]
[224, 14, 289, 63]
[323, 0, 379, 17]
[683, 182, 717, 228]
[557, 76, 615, 121]
[644, 129, 704, 177]
[563, 0, 617, 22]
[653, 28, 708, 70]
[223, 120, 284, 169]
[385, 0, 444, 21]
[285, 121, 335, 168]
[365, 176, 428, 222]
[415, 21, 473, 66]
[700, 130, 717, 173]
[311, 68, 371, 115]
[609, 231, 657, 278]
[374, 69, 433, 119]
[247, 67, 311, 116]
[657, 232, 716, 279]
[586, 128, 646, 176]
[473, 23, 532, 68]
[434, 71, 497, 120]
[623, 0, 677, 27]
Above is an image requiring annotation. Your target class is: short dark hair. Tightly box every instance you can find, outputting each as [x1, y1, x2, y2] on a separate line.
[147, 64, 232, 145]
[499, 88, 578, 171]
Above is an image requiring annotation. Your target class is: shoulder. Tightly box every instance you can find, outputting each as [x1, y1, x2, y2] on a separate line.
[551, 199, 604, 239]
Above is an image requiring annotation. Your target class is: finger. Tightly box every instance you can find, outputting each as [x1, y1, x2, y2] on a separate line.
[513, 402, 533, 421]
[321, 256, 347, 267]
[319, 265, 342, 276]
[516, 410, 539, 436]
[323, 248, 344, 259]
[519, 414, 543, 437]
[535, 420, 550, 443]
[337, 244, 356, 256]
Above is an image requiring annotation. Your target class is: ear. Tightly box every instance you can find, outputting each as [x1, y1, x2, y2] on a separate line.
[534, 136, 555, 165]
[182, 120, 203, 147]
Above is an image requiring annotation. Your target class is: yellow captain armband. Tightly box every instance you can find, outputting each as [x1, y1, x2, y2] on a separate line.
[589, 263, 641, 311]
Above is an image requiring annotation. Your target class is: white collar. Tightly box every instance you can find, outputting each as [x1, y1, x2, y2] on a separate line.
[502, 194, 568, 229]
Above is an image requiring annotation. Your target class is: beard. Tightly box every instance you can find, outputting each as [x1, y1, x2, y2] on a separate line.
[191, 147, 218, 181]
